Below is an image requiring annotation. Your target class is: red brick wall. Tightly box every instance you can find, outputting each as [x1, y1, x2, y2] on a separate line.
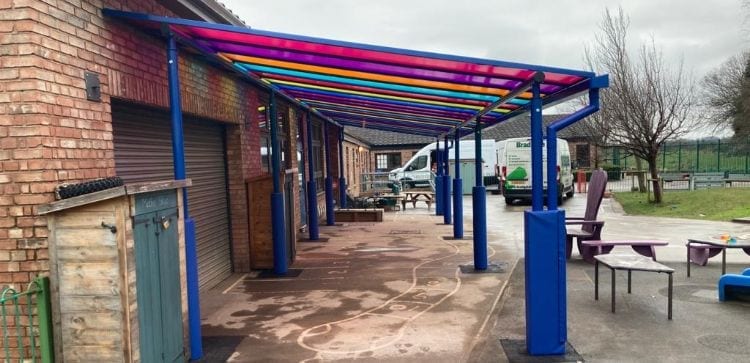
[0, 0, 269, 285]
[342, 138, 372, 196]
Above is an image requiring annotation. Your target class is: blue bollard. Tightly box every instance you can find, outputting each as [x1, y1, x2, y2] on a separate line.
[472, 186, 487, 270]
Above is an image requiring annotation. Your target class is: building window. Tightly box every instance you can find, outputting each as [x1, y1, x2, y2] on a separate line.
[311, 119, 324, 191]
[575, 144, 591, 168]
[375, 153, 402, 171]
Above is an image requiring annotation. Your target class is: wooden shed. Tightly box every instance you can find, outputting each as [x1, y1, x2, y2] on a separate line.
[39, 180, 191, 363]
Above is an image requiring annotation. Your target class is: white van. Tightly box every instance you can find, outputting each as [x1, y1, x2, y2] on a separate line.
[499, 137, 574, 204]
[390, 140, 497, 188]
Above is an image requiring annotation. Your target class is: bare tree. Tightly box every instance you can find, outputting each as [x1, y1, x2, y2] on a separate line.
[583, 7, 700, 203]
[702, 52, 750, 142]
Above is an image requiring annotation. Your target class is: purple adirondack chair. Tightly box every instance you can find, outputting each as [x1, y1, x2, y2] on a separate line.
[565, 169, 608, 259]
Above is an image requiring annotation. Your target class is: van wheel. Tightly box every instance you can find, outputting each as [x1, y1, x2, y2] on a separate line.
[566, 188, 574, 198]
[504, 197, 514, 205]
[558, 194, 564, 205]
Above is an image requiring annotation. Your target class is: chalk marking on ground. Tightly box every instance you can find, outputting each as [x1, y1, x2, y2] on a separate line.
[296, 238, 463, 355]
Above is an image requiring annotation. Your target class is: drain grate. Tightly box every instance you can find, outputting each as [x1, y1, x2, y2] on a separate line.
[389, 229, 422, 235]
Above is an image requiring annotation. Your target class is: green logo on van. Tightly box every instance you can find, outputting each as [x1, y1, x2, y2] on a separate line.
[506, 167, 527, 180]
[515, 141, 531, 148]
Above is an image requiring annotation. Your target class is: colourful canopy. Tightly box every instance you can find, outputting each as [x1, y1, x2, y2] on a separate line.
[104, 9, 603, 137]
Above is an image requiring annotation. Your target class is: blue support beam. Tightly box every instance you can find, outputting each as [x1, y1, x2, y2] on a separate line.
[472, 123, 487, 270]
[435, 138, 443, 216]
[166, 34, 202, 360]
[324, 122, 335, 225]
[452, 131, 463, 238]
[525, 85, 603, 356]
[530, 80, 544, 212]
[305, 110, 319, 240]
[338, 127, 347, 208]
[524, 72, 566, 356]
[269, 91, 288, 275]
[443, 135, 452, 224]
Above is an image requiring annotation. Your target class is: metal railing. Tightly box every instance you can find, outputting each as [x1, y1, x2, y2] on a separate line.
[1, 276, 54, 363]
[603, 139, 750, 174]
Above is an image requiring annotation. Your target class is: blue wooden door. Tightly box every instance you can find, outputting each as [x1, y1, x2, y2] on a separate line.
[134, 191, 184, 362]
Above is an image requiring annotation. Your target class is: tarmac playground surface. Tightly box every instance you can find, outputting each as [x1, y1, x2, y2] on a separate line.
[198, 192, 750, 362]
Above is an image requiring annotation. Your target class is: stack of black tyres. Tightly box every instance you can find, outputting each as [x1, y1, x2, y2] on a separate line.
[55, 177, 125, 200]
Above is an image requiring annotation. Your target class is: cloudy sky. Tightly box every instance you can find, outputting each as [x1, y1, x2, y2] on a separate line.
[220, 0, 748, 81]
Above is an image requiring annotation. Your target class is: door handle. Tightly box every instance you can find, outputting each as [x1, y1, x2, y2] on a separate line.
[101, 222, 117, 234]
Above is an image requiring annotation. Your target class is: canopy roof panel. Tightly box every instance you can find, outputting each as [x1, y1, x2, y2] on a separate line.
[104, 9, 604, 137]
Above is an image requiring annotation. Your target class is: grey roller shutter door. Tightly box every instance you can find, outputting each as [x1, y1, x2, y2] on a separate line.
[112, 102, 232, 291]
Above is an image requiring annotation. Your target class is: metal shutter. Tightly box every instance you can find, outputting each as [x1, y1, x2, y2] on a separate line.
[112, 101, 232, 291]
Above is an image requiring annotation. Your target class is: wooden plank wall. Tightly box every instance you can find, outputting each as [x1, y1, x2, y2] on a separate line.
[48, 198, 127, 363]
[247, 176, 274, 269]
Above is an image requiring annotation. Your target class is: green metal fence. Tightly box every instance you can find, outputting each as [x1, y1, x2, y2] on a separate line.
[604, 139, 750, 173]
[0, 276, 53, 363]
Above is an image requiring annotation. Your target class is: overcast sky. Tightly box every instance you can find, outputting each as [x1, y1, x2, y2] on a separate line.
[220, 0, 748, 80]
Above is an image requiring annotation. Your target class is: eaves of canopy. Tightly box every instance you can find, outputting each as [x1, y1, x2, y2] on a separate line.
[104, 9, 607, 138]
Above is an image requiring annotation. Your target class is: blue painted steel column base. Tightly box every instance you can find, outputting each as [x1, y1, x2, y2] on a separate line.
[435, 176, 444, 215]
[325, 177, 335, 225]
[306, 181, 319, 240]
[453, 178, 463, 238]
[271, 192, 288, 275]
[184, 218, 202, 360]
[524, 209, 567, 355]
[443, 175, 452, 224]
[339, 177, 347, 209]
[472, 186, 488, 270]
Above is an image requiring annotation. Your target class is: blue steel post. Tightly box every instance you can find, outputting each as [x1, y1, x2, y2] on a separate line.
[269, 91, 288, 275]
[305, 111, 319, 240]
[530, 81, 544, 211]
[167, 33, 203, 360]
[443, 136, 452, 224]
[524, 72, 568, 355]
[338, 128, 347, 208]
[452, 131, 463, 238]
[472, 123, 488, 270]
[166, 34, 202, 360]
[324, 122, 335, 225]
[435, 138, 443, 215]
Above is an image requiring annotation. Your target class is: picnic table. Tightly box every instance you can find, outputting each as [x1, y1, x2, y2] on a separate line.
[400, 191, 434, 210]
[686, 235, 750, 276]
[594, 254, 674, 320]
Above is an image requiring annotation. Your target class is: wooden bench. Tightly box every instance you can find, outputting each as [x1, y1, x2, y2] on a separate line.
[334, 208, 384, 222]
[691, 172, 725, 190]
[400, 191, 434, 210]
[580, 240, 669, 264]
[726, 173, 750, 187]
[660, 173, 690, 182]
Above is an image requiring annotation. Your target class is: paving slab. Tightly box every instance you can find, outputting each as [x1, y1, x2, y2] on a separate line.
[199, 191, 750, 362]
[199, 210, 515, 362]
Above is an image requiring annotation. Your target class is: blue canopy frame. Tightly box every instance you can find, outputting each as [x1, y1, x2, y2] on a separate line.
[104, 8, 608, 358]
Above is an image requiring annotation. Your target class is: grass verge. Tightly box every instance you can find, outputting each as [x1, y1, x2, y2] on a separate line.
[612, 188, 750, 221]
